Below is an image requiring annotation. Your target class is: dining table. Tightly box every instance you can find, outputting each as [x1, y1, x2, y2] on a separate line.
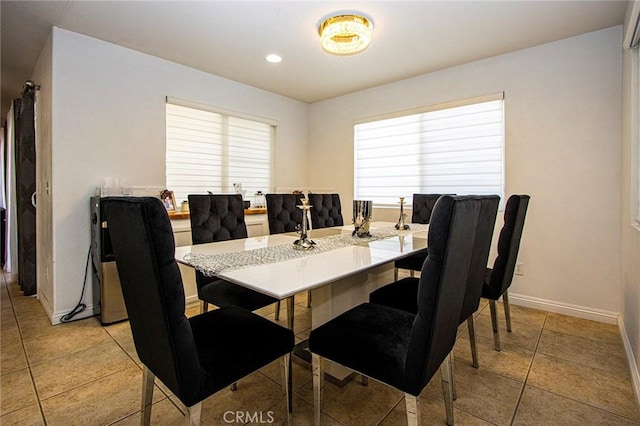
[175, 221, 429, 382]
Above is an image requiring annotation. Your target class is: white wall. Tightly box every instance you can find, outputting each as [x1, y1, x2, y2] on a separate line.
[38, 25, 625, 324]
[31, 33, 54, 317]
[47, 27, 309, 322]
[309, 27, 623, 317]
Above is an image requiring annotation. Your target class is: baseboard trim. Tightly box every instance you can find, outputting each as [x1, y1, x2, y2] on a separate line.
[508, 292, 619, 324]
[51, 298, 199, 325]
[51, 304, 100, 325]
[618, 316, 640, 407]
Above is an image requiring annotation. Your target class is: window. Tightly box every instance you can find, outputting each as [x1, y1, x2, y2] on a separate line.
[354, 95, 504, 207]
[166, 101, 274, 204]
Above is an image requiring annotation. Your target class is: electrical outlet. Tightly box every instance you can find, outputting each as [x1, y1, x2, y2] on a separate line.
[515, 262, 524, 276]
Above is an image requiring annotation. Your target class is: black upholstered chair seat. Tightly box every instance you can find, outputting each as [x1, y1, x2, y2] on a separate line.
[393, 250, 427, 274]
[310, 195, 482, 426]
[372, 195, 499, 376]
[369, 277, 419, 314]
[103, 197, 295, 425]
[189, 306, 294, 401]
[481, 268, 499, 300]
[373, 195, 498, 319]
[393, 194, 451, 279]
[480, 195, 530, 351]
[199, 279, 278, 313]
[189, 194, 280, 317]
[309, 303, 414, 392]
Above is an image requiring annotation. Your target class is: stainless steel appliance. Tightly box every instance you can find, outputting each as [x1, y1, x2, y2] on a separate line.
[90, 196, 128, 324]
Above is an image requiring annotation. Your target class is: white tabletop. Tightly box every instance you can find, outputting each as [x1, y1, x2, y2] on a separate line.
[175, 222, 428, 299]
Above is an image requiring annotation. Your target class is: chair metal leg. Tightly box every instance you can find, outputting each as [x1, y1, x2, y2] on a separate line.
[141, 366, 155, 426]
[467, 315, 479, 368]
[489, 299, 501, 351]
[361, 375, 369, 386]
[405, 393, 420, 426]
[450, 354, 457, 401]
[307, 289, 312, 308]
[312, 353, 324, 426]
[200, 301, 209, 314]
[440, 354, 455, 426]
[502, 290, 512, 332]
[229, 382, 237, 391]
[410, 270, 415, 278]
[185, 402, 202, 426]
[275, 300, 281, 321]
[281, 353, 292, 424]
[394, 267, 399, 282]
[286, 296, 295, 330]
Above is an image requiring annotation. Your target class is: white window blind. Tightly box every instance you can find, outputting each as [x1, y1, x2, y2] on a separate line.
[166, 102, 273, 204]
[354, 97, 504, 206]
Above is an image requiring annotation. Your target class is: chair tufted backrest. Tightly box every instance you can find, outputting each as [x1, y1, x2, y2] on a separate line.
[411, 194, 455, 224]
[485, 195, 530, 300]
[308, 193, 344, 229]
[265, 193, 305, 234]
[188, 194, 248, 244]
[459, 195, 500, 322]
[102, 197, 202, 405]
[404, 195, 480, 395]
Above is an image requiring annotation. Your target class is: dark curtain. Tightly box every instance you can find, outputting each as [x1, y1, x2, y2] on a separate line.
[14, 89, 36, 295]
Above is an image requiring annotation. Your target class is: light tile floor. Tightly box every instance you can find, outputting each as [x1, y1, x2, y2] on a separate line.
[1, 271, 639, 425]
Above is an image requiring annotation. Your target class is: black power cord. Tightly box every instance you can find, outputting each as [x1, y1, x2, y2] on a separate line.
[60, 245, 91, 323]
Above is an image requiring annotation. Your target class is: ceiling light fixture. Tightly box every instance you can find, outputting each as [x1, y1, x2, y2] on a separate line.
[265, 54, 282, 63]
[318, 14, 373, 56]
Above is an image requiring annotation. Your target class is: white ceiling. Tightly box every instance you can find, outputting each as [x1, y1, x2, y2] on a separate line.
[0, 1, 629, 120]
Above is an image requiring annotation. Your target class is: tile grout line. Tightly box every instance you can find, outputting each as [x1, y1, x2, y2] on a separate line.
[526, 314, 640, 422]
[2, 273, 47, 423]
[508, 310, 548, 425]
[5, 277, 638, 425]
[5, 273, 149, 424]
[374, 392, 405, 426]
[521, 354, 640, 422]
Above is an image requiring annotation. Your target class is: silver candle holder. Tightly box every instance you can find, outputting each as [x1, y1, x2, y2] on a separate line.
[293, 197, 316, 250]
[395, 197, 410, 230]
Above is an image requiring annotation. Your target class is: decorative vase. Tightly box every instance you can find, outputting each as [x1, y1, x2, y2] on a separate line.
[353, 200, 373, 237]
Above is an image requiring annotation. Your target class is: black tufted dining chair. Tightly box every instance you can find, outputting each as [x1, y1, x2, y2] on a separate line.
[265, 193, 305, 234]
[482, 194, 530, 351]
[370, 195, 499, 370]
[265, 193, 310, 308]
[309, 195, 481, 426]
[188, 194, 281, 319]
[102, 197, 294, 426]
[394, 194, 453, 280]
[307, 193, 344, 229]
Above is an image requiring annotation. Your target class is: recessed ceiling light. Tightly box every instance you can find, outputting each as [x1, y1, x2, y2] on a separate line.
[266, 54, 282, 63]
